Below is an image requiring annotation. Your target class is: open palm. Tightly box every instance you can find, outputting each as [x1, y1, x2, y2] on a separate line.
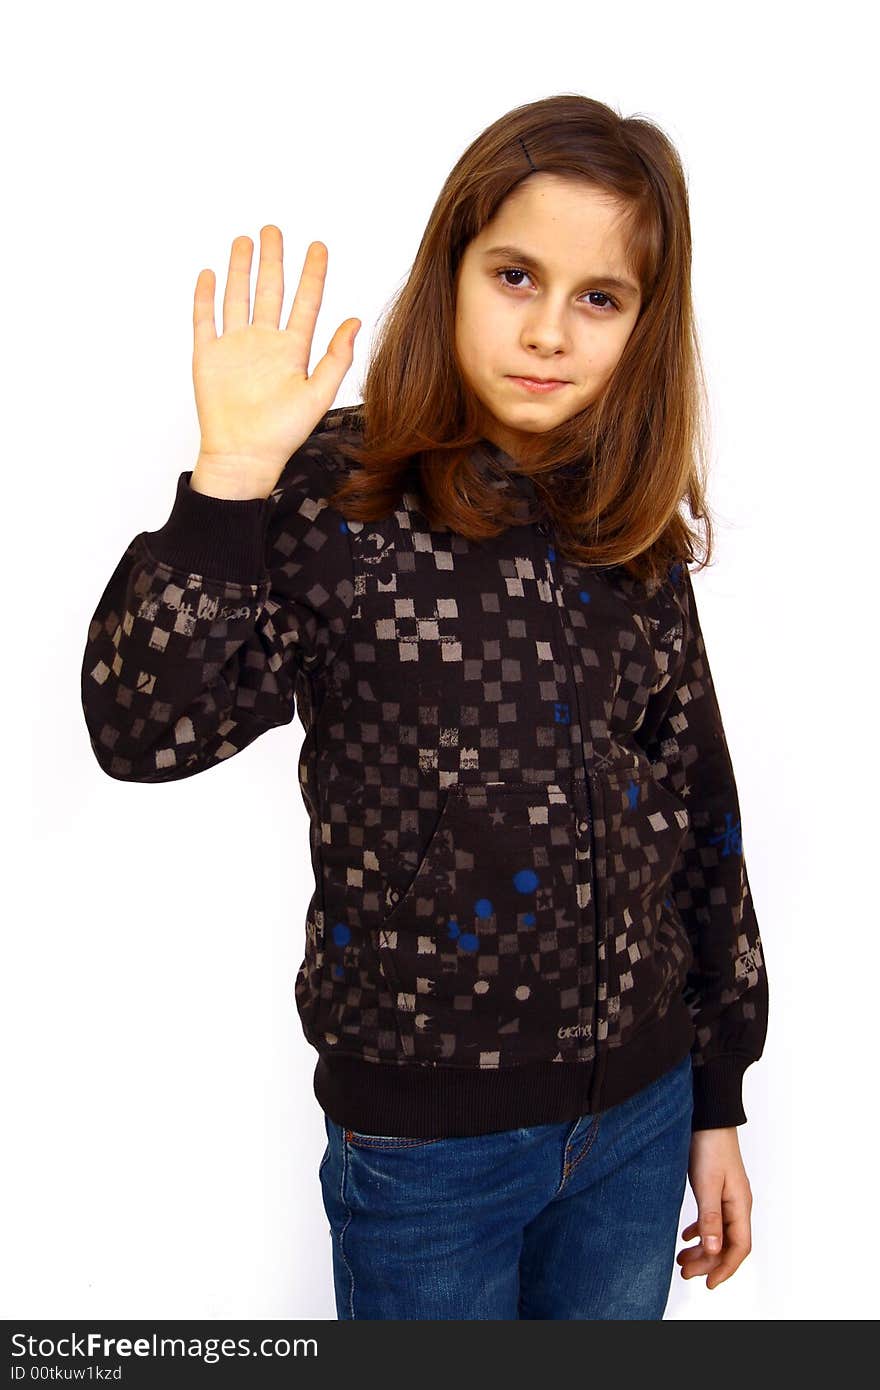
[192, 226, 360, 494]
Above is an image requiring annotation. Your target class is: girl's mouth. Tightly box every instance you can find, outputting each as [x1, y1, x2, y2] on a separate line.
[507, 376, 569, 394]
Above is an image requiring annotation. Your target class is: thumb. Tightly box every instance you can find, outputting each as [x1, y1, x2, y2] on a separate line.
[306, 318, 362, 414]
[697, 1202, 723, 1254]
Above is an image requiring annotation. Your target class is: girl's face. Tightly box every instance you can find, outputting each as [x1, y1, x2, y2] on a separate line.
[454, 173, 643, 459]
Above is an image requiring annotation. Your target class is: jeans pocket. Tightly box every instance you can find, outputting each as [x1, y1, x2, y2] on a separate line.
[343, 1129, 444, 1150]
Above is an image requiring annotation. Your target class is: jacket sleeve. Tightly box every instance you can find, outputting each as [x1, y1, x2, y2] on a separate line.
[80, 430, 355, 783]
[637, 561, 769, 1130]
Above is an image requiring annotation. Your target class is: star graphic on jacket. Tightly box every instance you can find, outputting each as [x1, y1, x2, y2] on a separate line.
[490, 806, 507, 827]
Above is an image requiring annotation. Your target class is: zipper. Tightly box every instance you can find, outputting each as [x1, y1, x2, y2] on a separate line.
[533, 518, 607, 1113]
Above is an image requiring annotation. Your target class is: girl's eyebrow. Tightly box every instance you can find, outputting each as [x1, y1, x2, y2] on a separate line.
[482, 244, 640, 298]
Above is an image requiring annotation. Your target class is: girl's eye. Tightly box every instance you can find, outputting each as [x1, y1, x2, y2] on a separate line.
[495, 266, 620, 313]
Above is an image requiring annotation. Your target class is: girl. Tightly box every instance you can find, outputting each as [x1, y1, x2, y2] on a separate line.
[81, 93, 768, 1320]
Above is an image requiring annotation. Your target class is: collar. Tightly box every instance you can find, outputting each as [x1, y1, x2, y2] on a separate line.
[472, 439, 548, 526]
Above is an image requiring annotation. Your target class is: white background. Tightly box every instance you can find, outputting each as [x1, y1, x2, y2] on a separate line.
[5, 0, 876, 1322]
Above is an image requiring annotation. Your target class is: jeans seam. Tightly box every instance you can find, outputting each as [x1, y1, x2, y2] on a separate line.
[558, 1106, 600, 1195]
[551, 1117, 587, 1199]
[337, 1129, 357, 1319]
[565, 1113, 601, 1180]
[344, 1131, 442, 1149]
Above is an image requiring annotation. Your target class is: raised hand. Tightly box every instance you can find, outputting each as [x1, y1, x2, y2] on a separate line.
[191, 226, 361, 499]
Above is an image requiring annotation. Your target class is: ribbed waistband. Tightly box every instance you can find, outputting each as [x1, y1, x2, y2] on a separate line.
[312, 996, 696, 1139]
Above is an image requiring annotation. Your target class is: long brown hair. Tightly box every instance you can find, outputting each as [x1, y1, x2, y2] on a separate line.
[326, 93, 715, 589]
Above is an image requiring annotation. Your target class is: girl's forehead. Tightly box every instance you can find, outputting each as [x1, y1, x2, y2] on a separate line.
[471, 190, 635, 260]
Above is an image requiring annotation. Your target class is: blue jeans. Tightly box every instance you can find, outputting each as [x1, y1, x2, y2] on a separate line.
[318, 1049, 693, 1319]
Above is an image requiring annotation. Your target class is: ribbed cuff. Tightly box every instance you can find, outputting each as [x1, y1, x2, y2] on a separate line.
[691, 1054, 751, 1130]
[140, 470, 274, 585]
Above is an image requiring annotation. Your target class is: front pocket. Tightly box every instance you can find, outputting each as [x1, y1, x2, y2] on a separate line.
[344, 1131, 443, 1149]
[596, 761, 694, 1043]
[375, 780, 587, 1066]
[600, 758, 692, 905]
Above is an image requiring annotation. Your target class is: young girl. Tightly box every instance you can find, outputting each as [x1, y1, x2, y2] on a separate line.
[81, 93, 768, 1320]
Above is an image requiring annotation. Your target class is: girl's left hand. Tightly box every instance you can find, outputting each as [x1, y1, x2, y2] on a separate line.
[677, 1127, 753, 1288]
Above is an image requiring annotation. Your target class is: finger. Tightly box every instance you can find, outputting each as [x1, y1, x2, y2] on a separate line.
[681, 1231, 723, 1260]
[702, 1240, 750, 1288]
[707, 1257, 744, 1289]
[677, 1246, 723, 1273]
[696, 1205, 724, 1255]
[283, 241, 330, 373]
[304, 317, 362, 415]
[222, 235, 254, 335]
[682, 1187, 751, 1245]
[252, 224, 284, 330]
[680, 1260, 731, 1286]
[193, 268, 217, 349]
[680, 1220, 723, 1248]
[679, 1227, 751, 1282]
[713, 1210, 752, 1273]
[685, 1198, 751, 1264]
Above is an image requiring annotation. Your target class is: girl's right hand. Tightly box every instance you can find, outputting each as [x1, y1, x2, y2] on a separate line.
[191, 226, 361, 499]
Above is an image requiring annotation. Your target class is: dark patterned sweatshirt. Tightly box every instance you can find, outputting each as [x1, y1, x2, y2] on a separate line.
[81, 403, 768, 1138]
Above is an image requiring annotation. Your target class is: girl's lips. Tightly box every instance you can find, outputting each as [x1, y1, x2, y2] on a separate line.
[508, 376, 569, 394]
